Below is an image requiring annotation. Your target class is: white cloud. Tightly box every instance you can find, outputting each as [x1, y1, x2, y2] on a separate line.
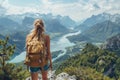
[42, 0, 49, 4]
[0, 0, 120, 21]
[39, 0, 120, 21]
[1, 0, 38, 14]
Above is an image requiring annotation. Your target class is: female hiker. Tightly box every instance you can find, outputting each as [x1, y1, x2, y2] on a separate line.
[25, 19, 52, 80]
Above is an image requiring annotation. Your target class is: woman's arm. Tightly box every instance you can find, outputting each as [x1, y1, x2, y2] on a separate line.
[46, 35, 52, 69]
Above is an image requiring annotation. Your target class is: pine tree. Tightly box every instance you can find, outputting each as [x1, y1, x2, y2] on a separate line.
[0, 36, 29, 80]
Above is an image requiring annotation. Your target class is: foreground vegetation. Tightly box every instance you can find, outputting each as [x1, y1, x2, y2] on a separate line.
[56, 43, 120, 80]
[0, 37, 29, 80]
[1, 36, 120, 80]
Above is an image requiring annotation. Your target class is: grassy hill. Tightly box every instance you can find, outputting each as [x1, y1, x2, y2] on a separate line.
[56, 43, 120, 80]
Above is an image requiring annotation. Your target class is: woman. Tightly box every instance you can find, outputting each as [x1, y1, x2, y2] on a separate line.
[26, 19, 52, 80]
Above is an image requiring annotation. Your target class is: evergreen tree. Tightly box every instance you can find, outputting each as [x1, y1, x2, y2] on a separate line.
[0, 36, 29, 80]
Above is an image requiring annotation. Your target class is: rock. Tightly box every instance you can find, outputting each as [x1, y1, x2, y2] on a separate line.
[26, 77, 31, 80]
[26, 71, 76, 80]
[68, 75, 76, 80]
[56, 72, 69, 80]
[48, 70, 56, 80]
[56, 72, 76, 80]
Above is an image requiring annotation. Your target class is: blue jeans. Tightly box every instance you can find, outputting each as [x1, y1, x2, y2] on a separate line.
[30, 65, 49, 73]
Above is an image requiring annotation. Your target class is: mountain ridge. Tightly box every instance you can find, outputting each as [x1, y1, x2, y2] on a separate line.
[68, 20, 120, 43]
[76, 13, 120, 32]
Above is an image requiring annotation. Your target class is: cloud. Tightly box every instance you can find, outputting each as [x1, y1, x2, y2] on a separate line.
[42, 0, 49, 4]
[38, 0, 120, 21]
[0, 0, 120, 21]
[1, 0, 39, 14]
[49, 0, 79, 4]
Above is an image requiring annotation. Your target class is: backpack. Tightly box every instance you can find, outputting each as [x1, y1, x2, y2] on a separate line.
[24, 34, 48, 69]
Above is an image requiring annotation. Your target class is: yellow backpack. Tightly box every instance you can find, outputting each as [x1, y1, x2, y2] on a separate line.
[24, 35, 48, 68]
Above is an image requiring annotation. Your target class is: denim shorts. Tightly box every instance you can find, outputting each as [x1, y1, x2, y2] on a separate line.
[30, 65, 49, 73]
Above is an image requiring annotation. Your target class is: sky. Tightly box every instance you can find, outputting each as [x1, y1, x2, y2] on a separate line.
[0, 0, 120, 22]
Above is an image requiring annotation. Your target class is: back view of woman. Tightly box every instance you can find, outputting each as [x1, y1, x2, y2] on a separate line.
[25, 19, 52, 80]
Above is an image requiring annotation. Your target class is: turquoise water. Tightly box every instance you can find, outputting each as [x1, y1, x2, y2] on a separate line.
[9, 31, 81, 63]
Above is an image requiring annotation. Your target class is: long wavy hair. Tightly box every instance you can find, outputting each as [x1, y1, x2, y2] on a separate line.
[26, 19, 45, 42]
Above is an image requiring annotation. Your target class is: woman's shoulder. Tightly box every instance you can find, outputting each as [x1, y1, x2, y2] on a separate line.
[26, 33, 33, 41]
[27, 33, 34, 37]
[44, 34, 50, 40]
[44, 33, 49, 38]
[26, 34, 31, 39]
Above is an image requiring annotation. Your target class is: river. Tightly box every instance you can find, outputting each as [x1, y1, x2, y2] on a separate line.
[9, 31, 81, 63]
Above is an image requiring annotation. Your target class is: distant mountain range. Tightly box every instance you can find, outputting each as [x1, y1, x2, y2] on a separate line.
[0, 12, 77, 35]
[76, 13, 110, 31]
[0, 17, 22, 35]
[1, 12, 120, 56]
[76, 13, 120, 31]
[68, 13, 120, 43]
[56, 15, 77, 28]
[0, 12, 77, 56]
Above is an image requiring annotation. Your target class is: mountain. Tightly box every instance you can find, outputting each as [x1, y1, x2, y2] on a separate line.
[6, 14, 25, 25]
[102, 33, 120, 55]
[9, 31, 27, 52]
[76, 13, 120, 32]
[56, 15, 77, 29]
[8, 13, 76, 29]
[22, 16, 34, 31]
[0, 13, 72, 35]
[110, 13, 120, 25]
[0, 12, 73, 36]
[33, 13, 77, 29]
[0, 12, 73, 57]
[115, 17, 120, 25]
[21, 16, 70, 34]
[45, 18, 69, 33]
[0, 17, 22, 35]
[68, 20, 120, 43]
[56, 43, 120, 79]
[76, 13, 110, 31]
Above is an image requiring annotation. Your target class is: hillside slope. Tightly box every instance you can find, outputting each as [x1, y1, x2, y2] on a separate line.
[56, 43, 120, 80]
[68, 20, 120, 43]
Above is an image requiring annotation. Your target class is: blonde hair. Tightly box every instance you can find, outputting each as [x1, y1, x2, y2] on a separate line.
[26, 19, 45, 42]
